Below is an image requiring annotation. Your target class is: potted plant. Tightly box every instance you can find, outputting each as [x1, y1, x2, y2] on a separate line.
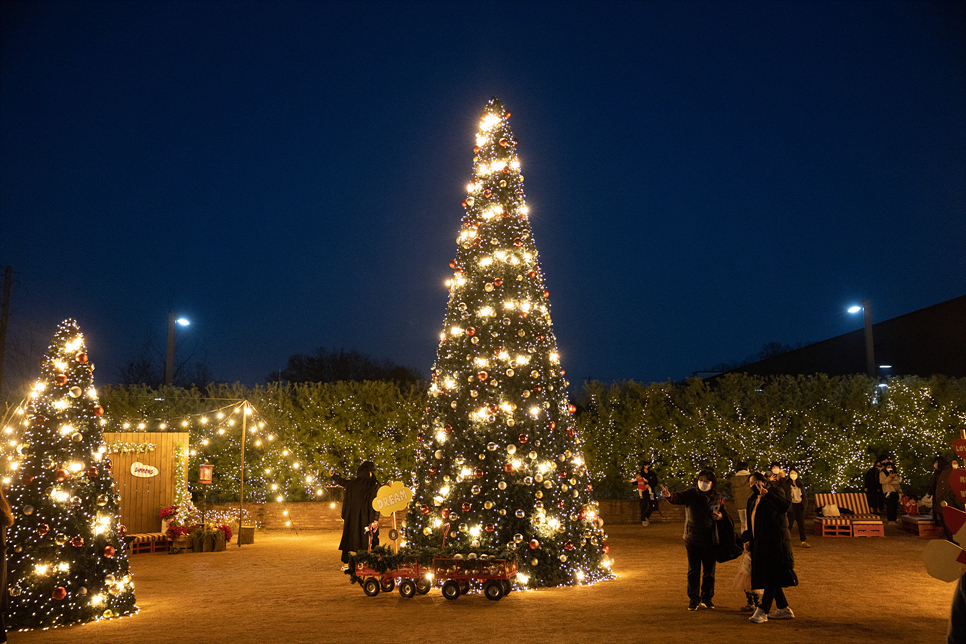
[158, 505, 180, 534]
[166, 525, 192, 553]
[213, 524, 232, 552]
[190, 524, 216, 553]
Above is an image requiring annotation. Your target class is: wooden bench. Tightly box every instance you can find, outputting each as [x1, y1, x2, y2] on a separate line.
[901, 514, 944, 538]
[812, 493, 884, 537]
[128, 532, 170, 554]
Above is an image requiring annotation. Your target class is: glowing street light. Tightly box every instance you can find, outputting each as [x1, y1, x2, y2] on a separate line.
[848, 300, 875, 377]
[165, 313, 191, 386]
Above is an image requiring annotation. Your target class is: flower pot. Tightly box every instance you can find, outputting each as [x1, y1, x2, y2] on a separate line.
[161, 519, 171, 534]
[213, 530, 226, 552]
[171, 536, 192, 553]
[203, 535, 214, 552]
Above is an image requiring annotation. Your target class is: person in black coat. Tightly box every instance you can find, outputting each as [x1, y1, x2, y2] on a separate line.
[744, 471, 797, 623]
[863, 457, 884, 514]
[785, 467, 810, 548]
[661, 469, 724, 610]
[330, 461, 380, 568]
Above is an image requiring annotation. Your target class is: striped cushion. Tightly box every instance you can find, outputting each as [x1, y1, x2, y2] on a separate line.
[813, 492, 873, 515]
[814, 517, 851, 525]
[132, 533, 167, 543]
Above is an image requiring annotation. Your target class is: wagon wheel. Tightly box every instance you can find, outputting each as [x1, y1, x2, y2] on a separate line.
[380, 577, 395, 593]
[415, 578, 432, 595]
[501, 579, 512, 596]
[362, 577, 380, 597]
[398, 579, 416, 598]
[458, 580, 470, 595]
[483, 580, 504, 601]
[441, 580, 461, 600]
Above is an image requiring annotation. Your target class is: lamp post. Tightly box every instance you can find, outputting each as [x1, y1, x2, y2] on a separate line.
[164, 313, 190, 385]
[848, 300, 875, 377]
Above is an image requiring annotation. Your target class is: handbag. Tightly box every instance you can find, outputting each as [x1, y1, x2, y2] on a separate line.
[712, 504, 744, 563]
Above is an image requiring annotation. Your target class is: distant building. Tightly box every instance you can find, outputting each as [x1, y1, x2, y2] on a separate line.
[710, 295, 966, 379]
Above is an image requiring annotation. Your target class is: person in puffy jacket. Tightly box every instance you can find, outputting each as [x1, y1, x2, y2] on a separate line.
[662, 469, 724, 611]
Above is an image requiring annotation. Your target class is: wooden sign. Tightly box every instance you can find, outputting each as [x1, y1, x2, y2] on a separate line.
[372, 481, 413, 516]
[950, 468, 966, 503]
[131, 462, 159, 478]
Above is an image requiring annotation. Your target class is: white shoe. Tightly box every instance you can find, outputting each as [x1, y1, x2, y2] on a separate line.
[749, 607, 768, 623]
[643, 519, 650, 527]
[771, 607, 794, 620]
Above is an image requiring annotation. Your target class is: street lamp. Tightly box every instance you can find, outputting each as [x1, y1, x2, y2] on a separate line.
[848, 300, 875, 377]
[165, 313, 190, 385]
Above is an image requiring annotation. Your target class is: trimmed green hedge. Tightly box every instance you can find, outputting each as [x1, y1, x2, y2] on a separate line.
[98, 375, 965, 502]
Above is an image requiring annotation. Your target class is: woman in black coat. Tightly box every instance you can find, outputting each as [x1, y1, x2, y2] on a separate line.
[661, 469, 724, 611]
[744, 471, 796, 623]
[330, 461, 380, 568]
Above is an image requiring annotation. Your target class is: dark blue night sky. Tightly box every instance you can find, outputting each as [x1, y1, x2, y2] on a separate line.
[1, 0, 964, 389]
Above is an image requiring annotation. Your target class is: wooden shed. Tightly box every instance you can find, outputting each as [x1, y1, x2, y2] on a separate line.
[103, 432, 189, 534]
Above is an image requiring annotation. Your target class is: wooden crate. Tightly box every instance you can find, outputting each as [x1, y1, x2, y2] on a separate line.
[901, 515, 943, 538]
[852, 522, 885, 537]
[814, 520, 852, 537]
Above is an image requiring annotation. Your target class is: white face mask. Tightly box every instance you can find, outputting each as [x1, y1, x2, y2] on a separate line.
[954, 463, 960, 469]
[697, 480, 711, 492]
[771, 468, 780, 475]
[790, 473, 799, 480]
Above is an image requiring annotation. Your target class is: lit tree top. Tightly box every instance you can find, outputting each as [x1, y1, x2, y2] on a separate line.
[404, 98, 613, 588]
[6, 319, 136, 629]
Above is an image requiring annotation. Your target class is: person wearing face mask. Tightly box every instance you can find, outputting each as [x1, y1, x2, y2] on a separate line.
[661, 469, 723, 611]
[785, 468, 810, 548]
[863, 458, 884, 515]
[879, 460, 902, 524]
[744, 471, 797, 623]
[954, 459, 961, 470]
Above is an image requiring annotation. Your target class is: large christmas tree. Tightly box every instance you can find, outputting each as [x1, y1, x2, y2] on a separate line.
[6, 319, 136, 628]
[404, 98, 612, 588]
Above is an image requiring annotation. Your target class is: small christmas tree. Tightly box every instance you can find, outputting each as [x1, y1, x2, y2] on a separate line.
[404, 98, 612, 588]
[6, 319, 136, 628]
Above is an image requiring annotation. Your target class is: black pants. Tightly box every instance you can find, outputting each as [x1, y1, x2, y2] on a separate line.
[685, 541, 715, 603]
[639, 495, 654, 521]
[885, 492, 899, 522]
[760, 586, 788, 612]
[787, 502, 807, 542]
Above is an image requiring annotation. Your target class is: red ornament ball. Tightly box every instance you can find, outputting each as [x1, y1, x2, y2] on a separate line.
[93, 404, 104, 417]
[602, 544, 610, 554]
[419, 504, 430, 515]
[71, 535, 85, 547]
[505, 111, 511, 118]
[518, 433, 528, 443]
[37, 523, 50, 536]
[483, 189, 492, 197]
[493, 278, 503, 286]
[55, 468, 70, 482]
[473, 145, 481, 153]
[104, 546, 115, 558]
[21, 474, 34, 486]
[118, 525, 127, 538]
[542, 290, 550, 299]
[567, 427, 576, 438]
[549, 422, 555, 430]
[75, 352, 88, 364]
[569, 404, 577, 414]
[499, 138, 508, 147]
[444, 424, 453, 434]
[504, 463, 515, 473]
[512, 237, 522, 247]
[87, 466, 99, 478]
[54, 374, 68, 386]
[529, 538, 539, 550]
[527, 269, 536, 278]
[441, 508, 451, 519]
[52, 586, 67, 601]
[462, 502, 472, 512]
[103, 458, 113, 471]
[465, 327, 476, 336]
[485, 523, 495, 533]
[449, 259, 457, 269]
[477, 371, 488, 381]
[474, 468, 484, 479]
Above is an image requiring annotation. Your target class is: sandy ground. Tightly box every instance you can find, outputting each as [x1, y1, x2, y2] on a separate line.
[7, 522, 954, 644]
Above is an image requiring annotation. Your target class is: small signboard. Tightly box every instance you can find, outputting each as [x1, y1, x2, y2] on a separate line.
[131, 462, 159, 478]
[372, 481, 413, 517]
